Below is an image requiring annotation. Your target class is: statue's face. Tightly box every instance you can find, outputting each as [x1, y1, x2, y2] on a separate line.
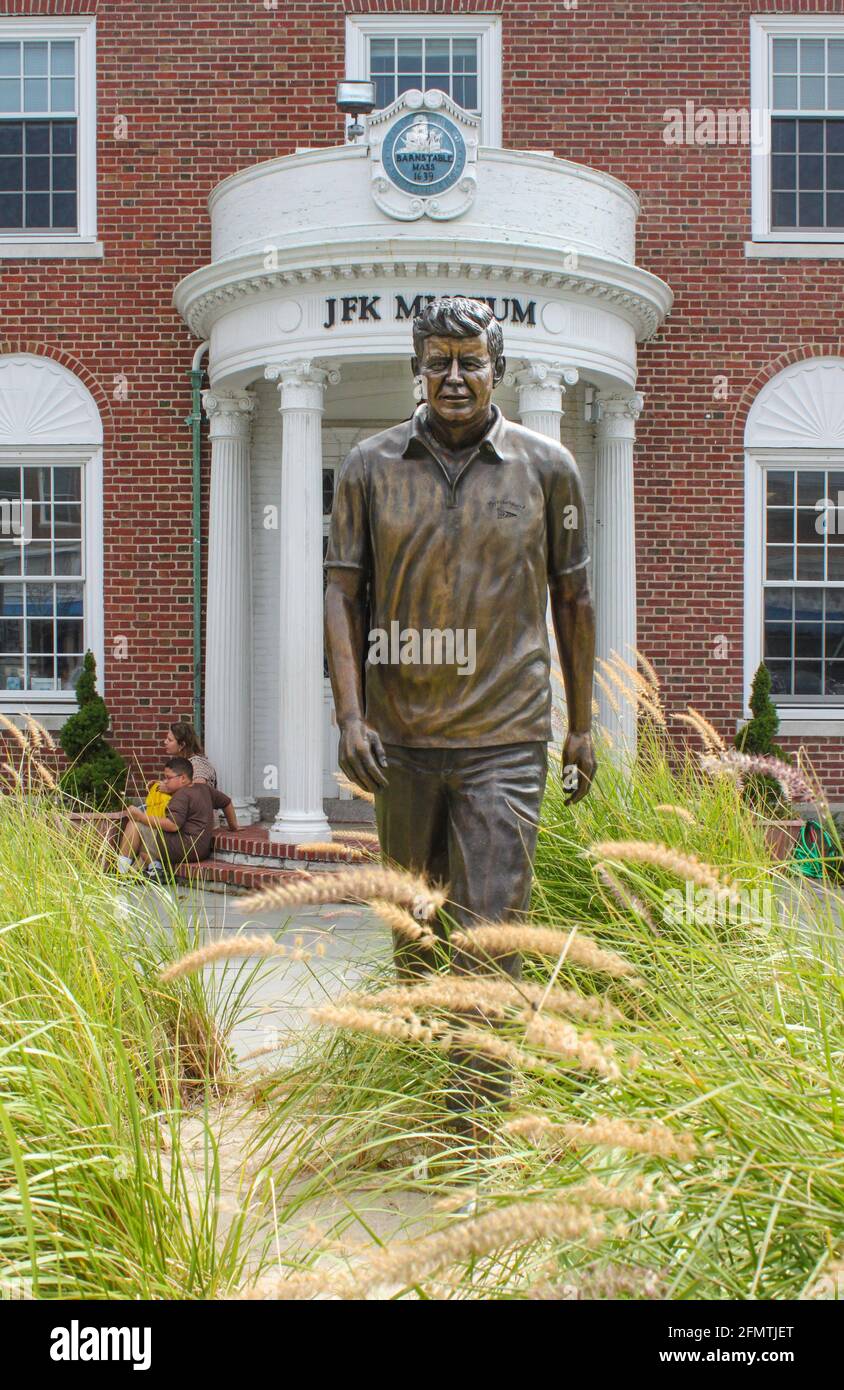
[416, 332, 502, 433]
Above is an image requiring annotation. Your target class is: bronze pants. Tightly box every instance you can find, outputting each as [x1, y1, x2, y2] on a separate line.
[375, 741, 549, 1125]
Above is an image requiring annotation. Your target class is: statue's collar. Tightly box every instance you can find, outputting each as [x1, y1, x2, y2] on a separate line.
[402, 404, 506, 462]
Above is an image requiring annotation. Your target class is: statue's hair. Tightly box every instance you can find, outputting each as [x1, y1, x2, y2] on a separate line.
[412, 296, 504, 364]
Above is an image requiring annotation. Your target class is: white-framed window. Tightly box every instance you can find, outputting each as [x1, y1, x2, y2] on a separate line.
[345, 13, 502, 146]
[0, 355, 103, 713]
[751, 14, 844, 242]
[744, 359, 844, 723]
[0, 15, 97, 252]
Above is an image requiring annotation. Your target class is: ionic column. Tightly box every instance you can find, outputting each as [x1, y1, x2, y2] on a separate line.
[202, 390, 260, 826]
[265, 359, 338, 844]
[511, 361, 579, 440]
[594, 390, 644, 748]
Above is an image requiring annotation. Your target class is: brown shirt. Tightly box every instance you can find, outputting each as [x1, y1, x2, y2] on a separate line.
[163, 783, 231, 861]
[325, 404, 590, 747]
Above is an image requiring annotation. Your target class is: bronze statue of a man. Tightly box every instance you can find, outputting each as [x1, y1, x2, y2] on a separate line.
[325, 296, 596, 977]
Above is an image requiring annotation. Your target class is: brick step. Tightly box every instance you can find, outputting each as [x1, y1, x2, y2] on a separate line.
[173, 860, 314, 894]
[211, 824, 380, 871]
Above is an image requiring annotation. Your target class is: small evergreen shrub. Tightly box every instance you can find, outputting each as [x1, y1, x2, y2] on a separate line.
[735, 663, 791, 816]
[59, 651, 128, 810]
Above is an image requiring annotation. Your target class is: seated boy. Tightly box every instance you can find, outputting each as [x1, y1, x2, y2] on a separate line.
[116, 756, 238, 875]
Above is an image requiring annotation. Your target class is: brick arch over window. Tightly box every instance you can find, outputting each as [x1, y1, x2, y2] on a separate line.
[731, 344, 844, 448]
[0, 344, 112, 441]
[0, 352, 103, 446]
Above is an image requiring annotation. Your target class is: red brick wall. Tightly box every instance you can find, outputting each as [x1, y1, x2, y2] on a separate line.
[2, 0, 843, 795]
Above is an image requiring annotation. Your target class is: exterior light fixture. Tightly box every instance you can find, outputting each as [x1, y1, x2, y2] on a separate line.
[336, 80, 377, 142]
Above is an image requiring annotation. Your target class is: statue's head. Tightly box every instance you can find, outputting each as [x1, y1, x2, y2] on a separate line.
[411, 296, 506, 433]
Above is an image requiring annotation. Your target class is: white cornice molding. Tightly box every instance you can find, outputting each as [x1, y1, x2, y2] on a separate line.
[174, 247, 671, 343]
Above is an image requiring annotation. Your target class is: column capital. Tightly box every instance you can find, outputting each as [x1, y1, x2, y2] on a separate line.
[265, 358, 341, 412]
[595, 390, 644, 442]
[505, 359, 579, 419]
[202, 389, 256, 441]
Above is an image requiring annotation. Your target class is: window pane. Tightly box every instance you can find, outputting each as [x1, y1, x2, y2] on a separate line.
[0, 618, 22, 652]
[798, 191, 824, 226]
[23, 467, 51, 502]
[54, 541, 81, 576]
[453, 38, 478, 68]
[0, 122, 22, 153]
[765, 660, 791, 695]
[50, 42, 75, 77]
[764, 623, 792, 658]
[26, 618, 53, 653]
[827, 660, 844, 693]
[798, 470, 826, 506]
[830, 40, 844, 74]
[57, 653, 83, 690]
[52, 155, 75, 191]
[53, 503, 81, 537]
[826, 621, 844, 657]
[0, 583, 22, 616]
[0, 78, 20, 113]
[795, 622, 823, 657]
[772, 192, 796, 226]
[767, 510, 794, 543]
[24, 122, 49, 154]
[453, 75, 478, 109]
[828, 547, 844, 580]
[24, 543, 51, 575]
[0, 192, 22, 227]
[50, 78, 75, 113]
[23, 77, 48, 111]
[0, 155, 21, 191]
[56, 582, 83, 615]
[772, 153, 796, 187]
[829, 155, 844, 189]
[767, 471, 794, 505]
[772, 118, 797, 151]
[773, 39, 798, 73]
[373, 75, 394, 107]
[765, 587, 793, 622]
[0, 468, 20, 499]
[827, 191, 844, 225]
[0, 541, 22, 577]
[795, 660, 823, 693]
[800, 76, 825, 109]
[0, 42, 19, 77]
[773, 76, 798, 108]
[26, 156, 50, 191]
[56, 617, 82, 651]
[799, 154, 824, 189]
[23, 43, 48, 77]
[798, 120, 824, 151]
[51, 121, 75, 153]
[829, 77, 844, 109]
[795, 588, 823, 621]
[796, 546, 824, 578]
[425, 38, 449, 74]
[397, 39, 423, 72]
[800, 39, 825, 75]
[51, 192, 76, 228]
[27, 654, 56, 689]
[0, 657, 25, 691]
[766, 546, 793, 579]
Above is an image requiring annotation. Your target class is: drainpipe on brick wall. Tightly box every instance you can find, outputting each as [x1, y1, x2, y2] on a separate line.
[188, 341, 209, 736]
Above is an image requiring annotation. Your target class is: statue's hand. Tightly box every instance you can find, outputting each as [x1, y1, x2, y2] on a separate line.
[338, 718, 389, 795]
[561, 731, 596, 805]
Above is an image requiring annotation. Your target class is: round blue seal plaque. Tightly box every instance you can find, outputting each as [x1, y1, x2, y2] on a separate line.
[382, 110, 466, 198]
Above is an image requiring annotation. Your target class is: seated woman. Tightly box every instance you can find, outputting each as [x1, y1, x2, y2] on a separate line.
[117, 756, 238, 875]
[164, 721, 217, 787]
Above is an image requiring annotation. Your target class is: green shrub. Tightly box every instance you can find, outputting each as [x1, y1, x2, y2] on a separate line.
[59, 650, 127, 809]
[735, 662, 790, 816]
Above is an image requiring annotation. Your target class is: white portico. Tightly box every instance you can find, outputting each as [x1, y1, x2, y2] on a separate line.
[173, 92, 672, 842]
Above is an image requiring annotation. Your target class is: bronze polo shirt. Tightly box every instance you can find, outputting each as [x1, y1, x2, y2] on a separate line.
[325, 404, 590, 748]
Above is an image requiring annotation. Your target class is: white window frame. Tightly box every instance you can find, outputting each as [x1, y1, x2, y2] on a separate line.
[0, 445, 103, 715]
[750, 13, 844, 246]
[744, 447, 844, 724]
[345, 13, 502, 147]
[0, 15, 98, 258]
